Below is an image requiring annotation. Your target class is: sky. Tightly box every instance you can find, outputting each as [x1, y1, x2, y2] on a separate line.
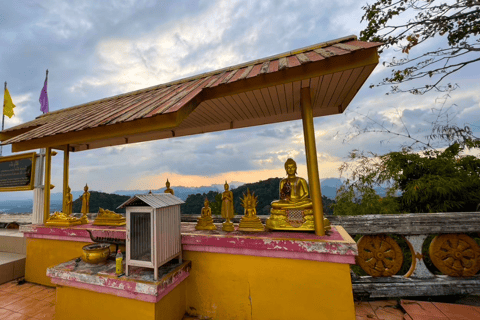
[0, 0, 479, 199]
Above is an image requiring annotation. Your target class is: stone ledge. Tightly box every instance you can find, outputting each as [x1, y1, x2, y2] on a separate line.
[47, 258, 190, 303]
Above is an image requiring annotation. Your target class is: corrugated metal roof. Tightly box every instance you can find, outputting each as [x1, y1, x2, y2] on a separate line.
[117, 193, 184, 209]
[1, 35, 381, 152]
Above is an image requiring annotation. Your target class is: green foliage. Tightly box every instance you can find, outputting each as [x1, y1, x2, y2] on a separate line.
[72, 191, 130, 214]
[360, 0, 480, 94]
[334, 140, 480, 215]
[181, 190, 220, 215]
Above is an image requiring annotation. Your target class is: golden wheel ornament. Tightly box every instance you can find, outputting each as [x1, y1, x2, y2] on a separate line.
[356, 235, 403, 277]
[429, 234, 480, 277]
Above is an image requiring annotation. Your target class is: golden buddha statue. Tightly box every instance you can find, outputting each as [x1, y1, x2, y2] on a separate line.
[64, 186, 73, 215]
[46, 185, 86, 226]
[266, 158, 330, 231]
[164, 179, 174, 195]
[195, 198, 217, 230]
[80, 184, 90, 223]
[238, 189, 265, 232]
[93, 208, 126, 226]
[221, 181, 235, 232]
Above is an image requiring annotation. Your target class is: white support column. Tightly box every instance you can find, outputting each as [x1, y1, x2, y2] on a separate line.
[32, 149, 45, 224]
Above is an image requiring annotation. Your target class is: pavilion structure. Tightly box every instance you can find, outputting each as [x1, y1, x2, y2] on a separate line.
[0, 35, 380, 320]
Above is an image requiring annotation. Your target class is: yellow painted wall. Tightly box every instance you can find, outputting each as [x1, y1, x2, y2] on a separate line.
[155, 279, 187, 320]
[26, 238, 90, 287]
[56, 285, 155, 320]
[183, 251, 355, 320]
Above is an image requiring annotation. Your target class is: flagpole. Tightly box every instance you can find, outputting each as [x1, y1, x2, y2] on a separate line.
[1, 81, 5, 157]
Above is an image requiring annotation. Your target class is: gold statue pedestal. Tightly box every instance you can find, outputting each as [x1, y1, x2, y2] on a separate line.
[238, 216, 265, 232]
[222, 221, 235, 232]
[45, 212, 87, 227]
[195, 216, 217, 230]
[266, 208, 331, 232]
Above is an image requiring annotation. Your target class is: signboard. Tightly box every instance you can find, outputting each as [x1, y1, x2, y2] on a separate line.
[0, 152, 37, 192]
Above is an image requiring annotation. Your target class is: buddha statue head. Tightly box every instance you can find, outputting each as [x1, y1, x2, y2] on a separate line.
[166, 179, 170, 188]
[84, 184, 89, 192]
[204, 198, 209, 207]
[224, 181, 229, 191]
[284, 158, 298, 176]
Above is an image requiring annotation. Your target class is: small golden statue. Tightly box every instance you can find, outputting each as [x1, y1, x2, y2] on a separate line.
[195, 198, 217, 230]
[221, 181, 235, 232]
[266, 158, 330, 231]
[64, 186, 73, 215]
[80, 184, 90, 223]
[93, 208, 126, 226]
[45, 185, 86, 226]
[238, 189, 265, 232]
[45, 211, 82, 227]
[164, 179, 174, 195]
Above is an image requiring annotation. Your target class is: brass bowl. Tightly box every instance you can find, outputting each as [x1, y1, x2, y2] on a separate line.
[81, 243, 110, 264]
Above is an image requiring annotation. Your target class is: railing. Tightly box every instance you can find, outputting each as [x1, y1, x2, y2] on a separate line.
[5, 211, 480, 298]
[331, 212, 480, 298]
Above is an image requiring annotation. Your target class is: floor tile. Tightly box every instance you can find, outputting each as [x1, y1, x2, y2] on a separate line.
[16, 285, 46, 297]
[32, 304, 55, 320]
[3, 312, 30, 320]
[17, 300, 51, 316]
[355, 301, 379, 319]
[0, 293, 24, 308]
[28, 288, 51, 301]
[433, 301, 480, 320]
[401, 300, 449, 320]
[3, 296, 37, 312]
[0, 281, 18, 291]
[42, 293, 56, 304]
[0, 308, 15, 318]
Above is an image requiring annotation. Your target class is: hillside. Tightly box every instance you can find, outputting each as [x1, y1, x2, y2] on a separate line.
[72, 191, 130, 214]
[181, 178, 336, 216]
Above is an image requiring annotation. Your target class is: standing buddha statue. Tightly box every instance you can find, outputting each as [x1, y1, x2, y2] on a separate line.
[221, 181, 235, 232]
[164, 179, 175, 195]
[266, 158, 330, 231]
[64, 186, 73, 215]
[80, 184, 90, 223]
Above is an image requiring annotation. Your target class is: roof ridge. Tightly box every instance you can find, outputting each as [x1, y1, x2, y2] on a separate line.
[34, 35, 358, 120]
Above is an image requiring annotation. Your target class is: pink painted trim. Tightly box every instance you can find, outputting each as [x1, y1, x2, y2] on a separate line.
[50, 271, 189, 303]
[183, 244, 355, 264]
[25, 233, 91, 242]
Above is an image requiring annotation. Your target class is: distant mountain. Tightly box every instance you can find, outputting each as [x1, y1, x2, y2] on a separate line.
[113, 182, 246, 201]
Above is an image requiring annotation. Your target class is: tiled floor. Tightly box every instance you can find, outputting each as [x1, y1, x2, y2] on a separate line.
[356, 299, 480, 320]
[2, 280, 480, 320]
[0, 281, 55, 320]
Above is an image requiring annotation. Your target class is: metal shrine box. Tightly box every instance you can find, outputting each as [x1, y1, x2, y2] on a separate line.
[117, 193, 184, 280]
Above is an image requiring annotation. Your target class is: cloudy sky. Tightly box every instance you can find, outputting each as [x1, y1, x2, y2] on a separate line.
[1, 0, 479, 199]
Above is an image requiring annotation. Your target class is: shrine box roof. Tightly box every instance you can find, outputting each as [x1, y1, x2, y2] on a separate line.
[117, 193, 184, 210]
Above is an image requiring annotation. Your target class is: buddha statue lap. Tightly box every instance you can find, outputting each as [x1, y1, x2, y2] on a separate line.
[266, 158, 330, 231]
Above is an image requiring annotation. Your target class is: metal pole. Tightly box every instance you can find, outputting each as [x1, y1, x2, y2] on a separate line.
[300, 87, 325, 236]
[44, 147, 52, 223]
[62, 145, 69, 213]
[1, 82, 6, 157]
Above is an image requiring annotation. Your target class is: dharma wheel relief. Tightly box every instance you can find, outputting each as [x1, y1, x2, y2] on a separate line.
[429, 233, 480, 277]
[353, 232, 480, 279]
[356, 235, 404, 277]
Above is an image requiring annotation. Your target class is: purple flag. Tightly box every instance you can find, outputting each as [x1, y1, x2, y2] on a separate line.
[39, 73, 49, 113]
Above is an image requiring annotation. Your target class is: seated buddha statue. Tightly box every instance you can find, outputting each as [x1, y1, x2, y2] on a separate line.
[267, 158, 316, 231]
[271, 158, 313, 210]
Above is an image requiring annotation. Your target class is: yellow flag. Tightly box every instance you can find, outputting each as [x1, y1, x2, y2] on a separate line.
[3, 87, 16, 118]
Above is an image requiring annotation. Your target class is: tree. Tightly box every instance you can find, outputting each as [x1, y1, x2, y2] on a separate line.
[333, 139, 480, 215]
[361, 0, 480, 95]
